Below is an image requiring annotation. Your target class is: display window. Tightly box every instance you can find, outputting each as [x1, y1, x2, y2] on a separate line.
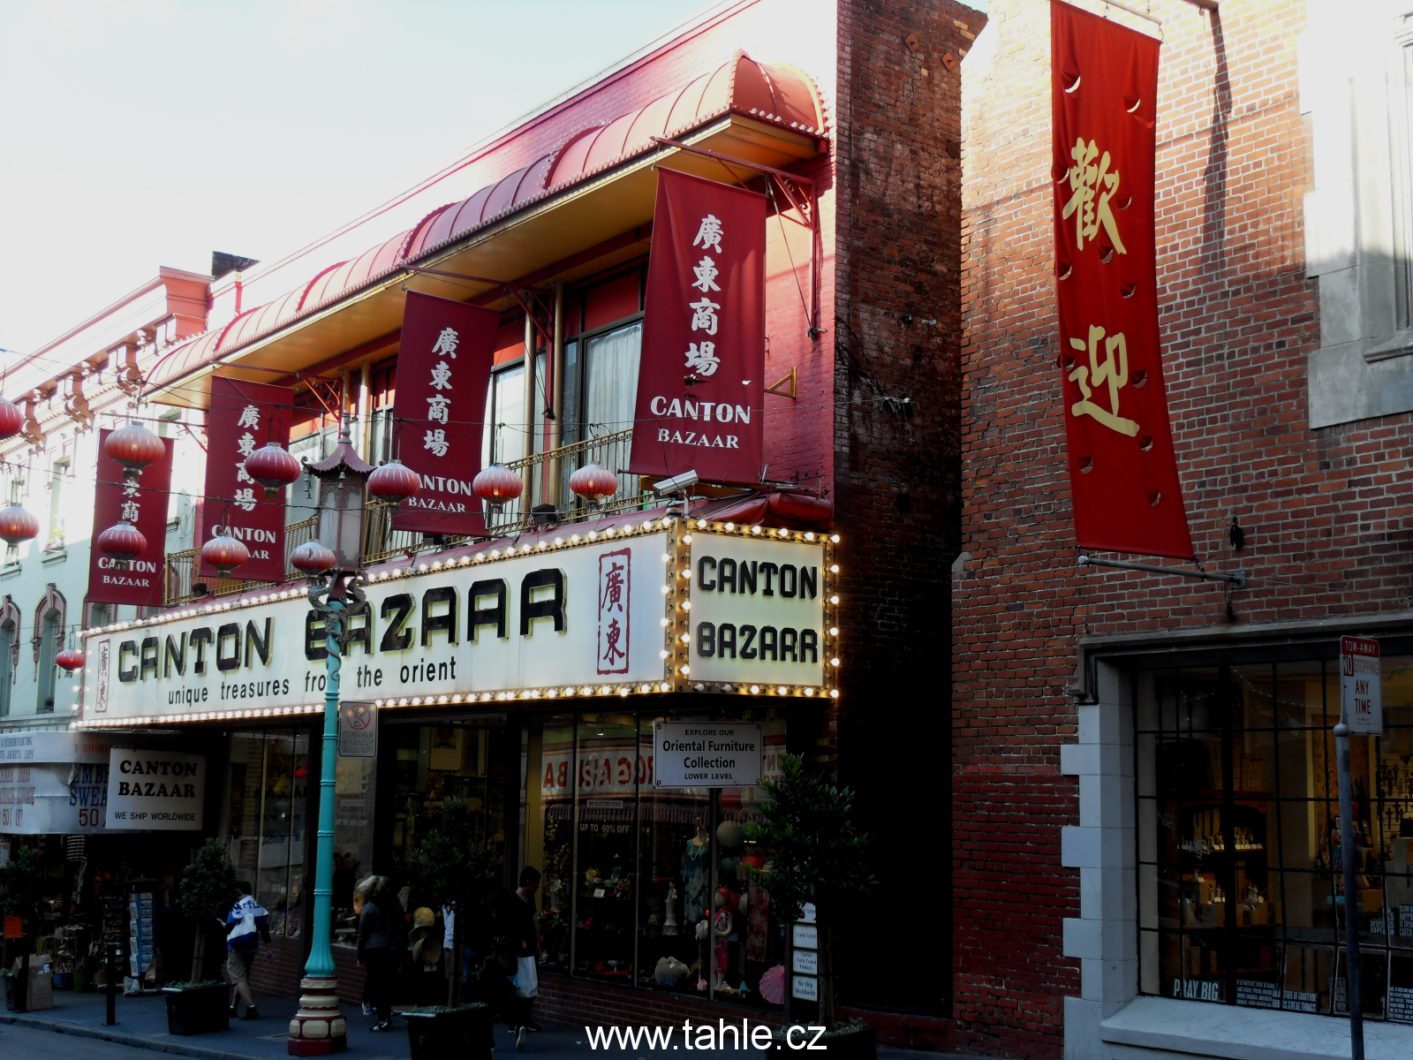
[225, 730, 311, 939]
[1138, 659, 1413, 1022]
[519, 708, 787, 1007]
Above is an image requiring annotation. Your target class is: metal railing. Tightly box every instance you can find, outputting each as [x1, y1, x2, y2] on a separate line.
[165, 429, 647, 605]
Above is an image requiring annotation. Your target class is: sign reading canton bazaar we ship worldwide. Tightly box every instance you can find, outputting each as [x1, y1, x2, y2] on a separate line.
[80, 525, 832, 725]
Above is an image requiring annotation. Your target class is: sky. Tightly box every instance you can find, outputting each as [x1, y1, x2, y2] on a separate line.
[0, 0, 716, 354]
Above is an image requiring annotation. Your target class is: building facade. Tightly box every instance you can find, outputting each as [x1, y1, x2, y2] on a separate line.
[6, 0, 986, 1046]
[959, 1, 1413, 1057]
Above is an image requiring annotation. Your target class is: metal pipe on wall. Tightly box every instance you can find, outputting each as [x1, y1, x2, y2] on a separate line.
[358, 360, 372, 460]
[550, 284, 565, 506]
[521, 312, 535, 507]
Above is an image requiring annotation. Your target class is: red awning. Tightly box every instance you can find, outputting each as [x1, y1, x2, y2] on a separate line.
[146, 53, 825, 397]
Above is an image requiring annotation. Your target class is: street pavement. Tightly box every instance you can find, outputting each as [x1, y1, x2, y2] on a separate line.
[0, 988, 987, 1059]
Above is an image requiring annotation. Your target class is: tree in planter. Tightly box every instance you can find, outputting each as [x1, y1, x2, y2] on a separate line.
[752, 754, 875, 1033]
[0, 845, 48, 1010]
[405, 799, 496, 1006]
[178, 838, 238, 983]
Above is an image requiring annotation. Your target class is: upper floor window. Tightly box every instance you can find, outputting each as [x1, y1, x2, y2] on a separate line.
[32, 585, 65, 714]
[45, 458, 68, 551]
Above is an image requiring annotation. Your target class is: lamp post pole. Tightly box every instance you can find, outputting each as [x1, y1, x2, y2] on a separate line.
[287, 425, 375, 1057]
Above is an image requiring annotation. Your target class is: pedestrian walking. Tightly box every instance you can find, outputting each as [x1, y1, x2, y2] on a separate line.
[225, 882, 270, 1020]
[494, 866, 540, 1051]
[357, 875, 405, 1031]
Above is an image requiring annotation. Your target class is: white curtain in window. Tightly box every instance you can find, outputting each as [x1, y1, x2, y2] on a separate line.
[582, 322, 641, 440]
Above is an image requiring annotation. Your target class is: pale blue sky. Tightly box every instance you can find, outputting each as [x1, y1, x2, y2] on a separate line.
[0, 0, 712, 353]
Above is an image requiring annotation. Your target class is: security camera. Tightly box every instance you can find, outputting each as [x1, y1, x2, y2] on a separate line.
[653, 470, 700, 494]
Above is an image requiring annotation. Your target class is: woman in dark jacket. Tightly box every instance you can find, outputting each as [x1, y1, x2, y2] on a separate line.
[356, 876, 404, 1031]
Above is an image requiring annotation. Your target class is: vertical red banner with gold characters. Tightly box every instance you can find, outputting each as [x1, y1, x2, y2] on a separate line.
[200, 377, 294, 582]
[87, 429, 174, 607]
[392, 291, 499, 537]
[630, 170, 765, 487]
[1051, 1, 1192, 559]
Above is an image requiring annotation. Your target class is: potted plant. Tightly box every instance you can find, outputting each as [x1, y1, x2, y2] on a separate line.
[0, 845, 47, 1012]
[162, 838, 237, 1035]
[752, 754, 877, 1059]
[402, 800, 496, 1060]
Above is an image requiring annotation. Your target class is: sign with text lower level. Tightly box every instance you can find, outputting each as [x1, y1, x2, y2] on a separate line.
[106, 748, 205, 830]
[652, 721, 762, 788]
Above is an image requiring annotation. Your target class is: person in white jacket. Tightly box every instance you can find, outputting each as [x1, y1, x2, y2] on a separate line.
[225, 882, 270, 1019]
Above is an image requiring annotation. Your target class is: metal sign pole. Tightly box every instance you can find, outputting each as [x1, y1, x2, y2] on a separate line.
[1334, 718, 1364, 1060]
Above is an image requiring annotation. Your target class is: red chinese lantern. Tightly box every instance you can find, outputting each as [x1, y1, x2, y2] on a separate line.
[472, 464, 523, 505]
[201, 534, 250, 574]
[290, 540, 337, 576]
[367, 460, 422, 504]
[0, 398, 22, 440]
[55, 649, 85, 672]
[569, 463, 618, 503]
[104, 422, 165, 471]
[244, 442, 302, 498]
[98, 521, 147, 561]
[0, 505, 38, 546]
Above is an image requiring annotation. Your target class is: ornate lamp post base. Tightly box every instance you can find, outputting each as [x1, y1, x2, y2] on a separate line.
[287, 976, 347, 1056]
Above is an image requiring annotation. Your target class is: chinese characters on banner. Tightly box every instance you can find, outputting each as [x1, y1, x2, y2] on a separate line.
[630, 170, 765, 486]
[392, 291, 499, 536]
[87, 428, 174, 607]
[1051, 1, 1193, 559]
[200, 377, 293, 581]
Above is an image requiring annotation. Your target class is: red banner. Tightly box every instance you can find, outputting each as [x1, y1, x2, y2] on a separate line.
[87, 429, 174, 607]
[200, 377, 294, 581]
[392, 292, 498, 536]
[1051, 1, 1192, 559]
[630, 170, 765, 486]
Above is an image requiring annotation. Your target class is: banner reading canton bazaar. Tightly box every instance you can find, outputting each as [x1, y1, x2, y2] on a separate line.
[87, 429, 174, 607]
[1051, 1, 1193, 559]
[630, 170, 765, 486]
[199, 377, 293, 582]
[392, 292, 498, 536]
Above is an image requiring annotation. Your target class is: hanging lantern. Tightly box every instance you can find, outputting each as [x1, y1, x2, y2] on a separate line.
[0, 505, 38, 546]
[55, 649, 85, 672]
[367, 460, 422, 505]
[569, 463, 619, 503]
[0, 398, 22, 440]
[244, 441, 303, 498]
[104, 422, 165, 472]
[290, 540, 337, 576]
[98, 521, 147, 562]
[472, 464, 523, 506]
[201, 534, 250, 574]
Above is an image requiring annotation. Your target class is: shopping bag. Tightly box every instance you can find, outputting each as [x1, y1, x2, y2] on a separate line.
[511, 955, 539, 999]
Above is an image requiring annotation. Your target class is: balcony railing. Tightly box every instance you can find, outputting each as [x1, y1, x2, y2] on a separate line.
[165, 428, 646, 606]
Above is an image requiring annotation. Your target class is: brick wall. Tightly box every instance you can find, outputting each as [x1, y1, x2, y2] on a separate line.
[832, 0, 985, 1020]
[952, 0, 1404, 1055]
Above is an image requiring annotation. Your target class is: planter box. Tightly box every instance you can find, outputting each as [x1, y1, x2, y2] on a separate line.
[404, 1003, 493, 1060]
[162, 984, 230, 1035]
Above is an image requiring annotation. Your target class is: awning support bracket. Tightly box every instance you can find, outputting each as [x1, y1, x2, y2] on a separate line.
[1077, 553, 1247, 588]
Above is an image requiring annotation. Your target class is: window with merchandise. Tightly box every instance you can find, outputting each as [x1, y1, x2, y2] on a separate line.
[1138, 659, 1413, 1023]
[522, 707, 790, 1007]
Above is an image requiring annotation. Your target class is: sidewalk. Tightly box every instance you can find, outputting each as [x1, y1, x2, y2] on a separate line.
[0, 988, 984, 1059]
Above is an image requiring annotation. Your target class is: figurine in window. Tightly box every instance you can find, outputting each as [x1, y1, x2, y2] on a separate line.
[683, 822, 710, 922]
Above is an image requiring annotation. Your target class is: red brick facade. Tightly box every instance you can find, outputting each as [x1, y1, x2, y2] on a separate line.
[952, 0, 1413, 1055]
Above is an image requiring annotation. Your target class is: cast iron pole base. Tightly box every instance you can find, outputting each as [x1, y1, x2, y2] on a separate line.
[287, 976, 347, 1056]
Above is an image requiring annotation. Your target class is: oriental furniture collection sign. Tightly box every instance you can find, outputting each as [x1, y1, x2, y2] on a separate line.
[81, 522, 836, 726]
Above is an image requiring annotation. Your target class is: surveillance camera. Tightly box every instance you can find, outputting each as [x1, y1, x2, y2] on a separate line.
[653, 470, 700, 494]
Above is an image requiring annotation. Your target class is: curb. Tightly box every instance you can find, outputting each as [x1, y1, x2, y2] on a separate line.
[0, 1011, 262, 1059]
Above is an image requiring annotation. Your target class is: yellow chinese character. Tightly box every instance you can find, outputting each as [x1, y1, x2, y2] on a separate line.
[1068, 324, 1139, 437]
[1063, 137, 1126, 255]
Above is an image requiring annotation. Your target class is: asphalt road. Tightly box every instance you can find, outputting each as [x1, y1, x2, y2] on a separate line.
[0, 1022, 158, 1057]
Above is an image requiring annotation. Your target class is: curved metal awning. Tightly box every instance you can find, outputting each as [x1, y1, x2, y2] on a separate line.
[146, 53, 827, 408]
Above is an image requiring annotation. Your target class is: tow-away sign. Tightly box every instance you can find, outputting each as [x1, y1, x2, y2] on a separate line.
[1340, 636, 1381, 735]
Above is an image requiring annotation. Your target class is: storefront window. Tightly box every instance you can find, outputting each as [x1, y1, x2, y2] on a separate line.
[333, 752, 375, 947]
[1139, 659, 1413, 1022]
[519, 709, 787, 1008]
[225, 730, 311, 939]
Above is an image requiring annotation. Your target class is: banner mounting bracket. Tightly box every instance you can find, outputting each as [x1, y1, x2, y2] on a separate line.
[1077, 553, 1247, 588]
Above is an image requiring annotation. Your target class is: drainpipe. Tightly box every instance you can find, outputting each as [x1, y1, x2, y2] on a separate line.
[521, 312, 535, 506]
[550, 284, 565, 506]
